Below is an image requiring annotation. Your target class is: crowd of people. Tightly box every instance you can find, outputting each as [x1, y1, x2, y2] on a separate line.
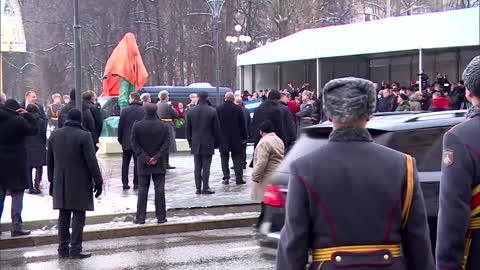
[376, 74, 470, 113]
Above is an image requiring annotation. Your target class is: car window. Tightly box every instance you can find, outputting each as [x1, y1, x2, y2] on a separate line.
[386, 127, 451, 172]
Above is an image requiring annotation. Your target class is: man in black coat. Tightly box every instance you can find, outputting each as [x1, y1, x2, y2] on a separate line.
[186, 91, 221, 195]
[118, 92, 144, 190]
[235, 97, 251, 169]
[131, 103, 170, 224]
[25, 104, 48, 194]
[82, 90, 104, 149]
[377, 89, 397, 112]
[47, 109, 103, 259]
[58, 89, 96, 144]
[252, 90, 287, 148]
[216, 92, 247, 185]
[0, 100, 38, 237]
[278, 93, 297, 151]
[22, 89, 47, 120]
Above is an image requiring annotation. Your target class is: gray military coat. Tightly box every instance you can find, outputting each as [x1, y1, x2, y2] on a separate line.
[436, 106, 480, 270]
[276, 127, 434, 270]
[47, 122, 103, 211]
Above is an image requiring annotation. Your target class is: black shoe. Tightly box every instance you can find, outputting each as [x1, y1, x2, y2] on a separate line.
[202, 189, 215, 195]
[70, 252, 92, 259]
[123, 185, 131, 191]
[230, 166, 235, 169]
[157, 219, 167, 224]
[11, 230, 31, 237]
[222, 179, 230, 185]
[133, 185, 139, 190]
[133, 219, 145, 224]
[58, 251, 69, 259]
[243, 166, 247, 170]
[195, 190, 201, 195]
[236, 180, 246, 185]
[167, 165, 176, 169]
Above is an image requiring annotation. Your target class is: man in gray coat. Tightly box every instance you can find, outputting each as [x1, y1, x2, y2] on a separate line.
[156, 90, 178, 169]
[47, 109, 103, 259]
[276, 77, 434, 270]
[131, 103, 170, 224]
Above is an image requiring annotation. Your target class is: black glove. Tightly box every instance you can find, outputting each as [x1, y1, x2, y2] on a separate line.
[49, 183, 53, 197]
[94, 184, 103, 198]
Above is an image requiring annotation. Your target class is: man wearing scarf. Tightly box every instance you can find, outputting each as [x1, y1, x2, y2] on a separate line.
[276, 77, 433, 270]
[47, 109, 103, 259]
[437, 56, 480, 270]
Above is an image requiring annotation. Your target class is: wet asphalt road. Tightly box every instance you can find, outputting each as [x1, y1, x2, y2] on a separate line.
[0, 228, 276, 270]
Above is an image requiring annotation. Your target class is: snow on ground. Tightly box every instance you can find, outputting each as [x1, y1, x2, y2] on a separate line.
[28, 212, 260, 236]
[1, 148, 258, 224]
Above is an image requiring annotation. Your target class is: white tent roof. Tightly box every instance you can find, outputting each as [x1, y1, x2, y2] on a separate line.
[237, 7, 480, 66]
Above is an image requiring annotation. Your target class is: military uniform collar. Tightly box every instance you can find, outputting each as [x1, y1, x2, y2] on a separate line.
[466, 105, 480, 120]
[329, 127, 373, 142]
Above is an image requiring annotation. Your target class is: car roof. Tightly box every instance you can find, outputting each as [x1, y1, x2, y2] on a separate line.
[306, 110, 467, 132]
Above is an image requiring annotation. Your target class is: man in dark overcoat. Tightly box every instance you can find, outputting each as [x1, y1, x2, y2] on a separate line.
[251, 90, 287, 148]
[58, 89, 96, 141]
[25, 104, 48, 194]
[0, 99, 38, 237]
[82, 90, 104, 151]
[131, 103, 170, 224]
[235, 96, 251, 169]
[216, 92, 247, 185]
[47, 109, 103, 259]
[22, 89, 47, 120]
[186, 91, 221, 195]
[276, 77, 434, 270]
[436, 56, 480, 270]
[118, 92, 144, 190]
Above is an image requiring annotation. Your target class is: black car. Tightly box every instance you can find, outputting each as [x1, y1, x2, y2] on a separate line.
[257, 110, 467, 257]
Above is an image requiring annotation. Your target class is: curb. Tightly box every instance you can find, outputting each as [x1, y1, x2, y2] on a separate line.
[0, 216, 258, 249]
[0, 203, 259, 232]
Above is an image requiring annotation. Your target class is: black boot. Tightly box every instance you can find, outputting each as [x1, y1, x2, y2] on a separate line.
[70, 252, 92, 259]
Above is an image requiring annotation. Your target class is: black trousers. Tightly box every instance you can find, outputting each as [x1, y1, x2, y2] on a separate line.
[27, 166, 43, 192]
[193, 154, 212, 191]
[122, 149, 138, 187]
[220, 151, 243, 182]
[0, 187, 24, 232]
[136, 174, 166, 222]
[256, 202, 266, 228]
[58, 209, 86, 255]
[241, 143, 247, 167]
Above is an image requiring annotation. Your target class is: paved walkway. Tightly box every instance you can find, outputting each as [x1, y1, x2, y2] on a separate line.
[1, 148, 256, 223]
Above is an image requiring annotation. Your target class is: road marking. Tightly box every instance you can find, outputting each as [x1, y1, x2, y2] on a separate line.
[227, 246, 261, 252]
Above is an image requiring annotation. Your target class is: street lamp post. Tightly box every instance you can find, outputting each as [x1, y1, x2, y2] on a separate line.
[226, 24, 252, 50]
[206, 0, 225, 106]
[226, 25, 251, 91]
[73, 0, 82, 112]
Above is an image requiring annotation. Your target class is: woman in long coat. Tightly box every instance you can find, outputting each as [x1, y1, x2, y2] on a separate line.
[25, 104, 48, 194]
[251, 120, 285, 228]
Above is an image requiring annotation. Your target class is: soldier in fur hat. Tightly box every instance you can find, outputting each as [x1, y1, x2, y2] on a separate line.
[436, 56, 480, 270]
[276, 77, 434, 270]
